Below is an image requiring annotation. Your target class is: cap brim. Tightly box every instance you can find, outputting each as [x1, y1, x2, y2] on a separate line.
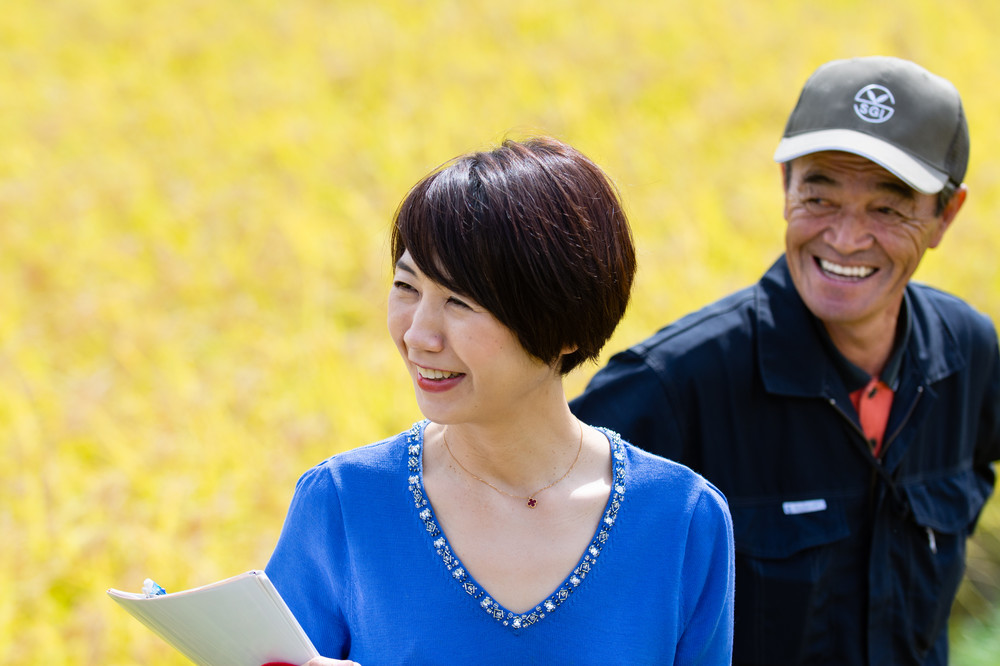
[773, 129, 949, 194]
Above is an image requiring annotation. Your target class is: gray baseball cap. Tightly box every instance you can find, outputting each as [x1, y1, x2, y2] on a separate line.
[773, 56, 969, 194]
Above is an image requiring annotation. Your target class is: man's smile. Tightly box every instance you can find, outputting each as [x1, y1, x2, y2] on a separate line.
[816, 257, 877, 280]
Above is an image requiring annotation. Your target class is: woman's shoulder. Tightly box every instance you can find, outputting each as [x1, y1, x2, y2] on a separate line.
[601, 427, 729, 515]
[294, 422, 425, 491]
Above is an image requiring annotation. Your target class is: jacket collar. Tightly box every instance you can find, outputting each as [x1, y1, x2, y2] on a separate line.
[756, 255, 965, 398]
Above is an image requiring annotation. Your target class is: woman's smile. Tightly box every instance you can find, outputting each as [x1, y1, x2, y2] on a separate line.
[414, 365, 465, 393]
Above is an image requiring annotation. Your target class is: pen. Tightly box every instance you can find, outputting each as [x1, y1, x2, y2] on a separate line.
[142, 578, 167, 598]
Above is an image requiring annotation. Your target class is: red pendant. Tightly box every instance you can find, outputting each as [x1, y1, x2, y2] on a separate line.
[527, 498, 537, 508]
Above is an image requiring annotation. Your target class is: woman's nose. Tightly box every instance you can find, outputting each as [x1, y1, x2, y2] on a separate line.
[402, 301, 444, 352]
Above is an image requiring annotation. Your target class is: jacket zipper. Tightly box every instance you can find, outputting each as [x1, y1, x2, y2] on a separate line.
[826, 387, 931, 550]
[883, 386, 925, 453]
[827, 386, 925, 460]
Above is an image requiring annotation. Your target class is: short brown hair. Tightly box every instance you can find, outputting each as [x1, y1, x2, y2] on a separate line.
[391, 137, 636, 374]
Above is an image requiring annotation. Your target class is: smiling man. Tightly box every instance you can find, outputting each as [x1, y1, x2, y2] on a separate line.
[571, 56, 1000, 665]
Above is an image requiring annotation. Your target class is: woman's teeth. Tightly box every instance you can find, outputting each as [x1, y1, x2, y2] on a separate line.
[418, 368, 462, 380]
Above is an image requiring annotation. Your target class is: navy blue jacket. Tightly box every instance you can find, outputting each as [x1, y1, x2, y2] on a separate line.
[571, 256, 1000, 665]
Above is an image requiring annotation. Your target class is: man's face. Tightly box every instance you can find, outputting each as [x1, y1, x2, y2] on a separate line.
[783, 151, 962, 338]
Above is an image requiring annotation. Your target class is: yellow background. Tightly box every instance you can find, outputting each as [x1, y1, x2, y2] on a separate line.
[3, 1, 999, 663]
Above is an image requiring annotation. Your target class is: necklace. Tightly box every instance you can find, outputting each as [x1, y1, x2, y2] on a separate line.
[442, 423, 584, 508]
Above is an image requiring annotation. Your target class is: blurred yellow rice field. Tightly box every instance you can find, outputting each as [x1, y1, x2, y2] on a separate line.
[3, 1, 999, 663]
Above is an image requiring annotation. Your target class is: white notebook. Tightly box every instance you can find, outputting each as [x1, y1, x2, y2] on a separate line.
[108, 570, 319, 666]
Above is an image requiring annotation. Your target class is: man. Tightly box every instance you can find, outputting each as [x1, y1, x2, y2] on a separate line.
[571, 56, 1000, 665]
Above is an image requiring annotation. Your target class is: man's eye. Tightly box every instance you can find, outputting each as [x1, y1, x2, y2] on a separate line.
[873, 207, 906, 223]
[804, 198, 834, 212]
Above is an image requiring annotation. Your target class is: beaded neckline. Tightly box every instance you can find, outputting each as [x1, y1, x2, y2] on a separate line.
[406, 420, 628, 631]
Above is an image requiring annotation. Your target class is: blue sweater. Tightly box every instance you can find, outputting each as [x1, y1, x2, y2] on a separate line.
[266, 421, 734, 665]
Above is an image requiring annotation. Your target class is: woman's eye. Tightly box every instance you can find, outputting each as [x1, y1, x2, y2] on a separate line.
[393, 280, 416, 292]
[448, 296, 472, 309]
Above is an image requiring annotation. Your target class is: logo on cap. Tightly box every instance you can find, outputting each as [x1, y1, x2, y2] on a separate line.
[853, 84, 895, 123]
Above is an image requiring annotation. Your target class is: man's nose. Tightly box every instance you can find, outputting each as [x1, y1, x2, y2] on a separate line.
[824, 207, 875, 253]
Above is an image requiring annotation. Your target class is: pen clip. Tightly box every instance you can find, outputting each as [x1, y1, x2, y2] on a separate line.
[142, 578, 167, 598]
[926, 527, 937, 554]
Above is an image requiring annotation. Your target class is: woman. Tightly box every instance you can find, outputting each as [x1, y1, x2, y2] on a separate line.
[265, 137, 734, 665]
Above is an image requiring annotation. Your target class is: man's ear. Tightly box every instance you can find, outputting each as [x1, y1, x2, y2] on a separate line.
[929, 184, 968, 249]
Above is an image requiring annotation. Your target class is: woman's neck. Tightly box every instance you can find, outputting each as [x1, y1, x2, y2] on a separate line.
[430, 403, 583, 491]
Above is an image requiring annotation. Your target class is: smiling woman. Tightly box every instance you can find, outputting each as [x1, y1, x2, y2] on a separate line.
[389, 139, 636, 375]
[262, 137, 735, 665]
[387, 139, 635, 429]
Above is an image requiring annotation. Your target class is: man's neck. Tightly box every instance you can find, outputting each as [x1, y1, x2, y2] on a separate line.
[822, 317, 897, 378]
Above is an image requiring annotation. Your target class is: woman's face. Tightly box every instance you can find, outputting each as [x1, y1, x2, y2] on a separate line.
[387, 250, 563, 427]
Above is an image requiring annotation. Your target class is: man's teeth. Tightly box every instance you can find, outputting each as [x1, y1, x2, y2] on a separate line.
[418, 368, 462, 380]
[819, 259, 875, 279]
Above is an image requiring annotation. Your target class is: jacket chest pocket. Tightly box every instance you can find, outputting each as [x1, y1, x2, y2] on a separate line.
[895, 470, 986, 657]
[731, 500, 854, 665]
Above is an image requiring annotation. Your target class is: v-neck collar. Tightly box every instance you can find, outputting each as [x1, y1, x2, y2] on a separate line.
[405, 420, 628, 631]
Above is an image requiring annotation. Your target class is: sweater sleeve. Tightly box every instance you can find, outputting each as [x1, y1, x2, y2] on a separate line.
[675, 482, 735, 665]
[265, 462, 353, 659]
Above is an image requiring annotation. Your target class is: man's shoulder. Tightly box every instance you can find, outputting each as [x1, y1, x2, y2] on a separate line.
[908, 282, 998, 341]
[626, 282, 760, 359]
